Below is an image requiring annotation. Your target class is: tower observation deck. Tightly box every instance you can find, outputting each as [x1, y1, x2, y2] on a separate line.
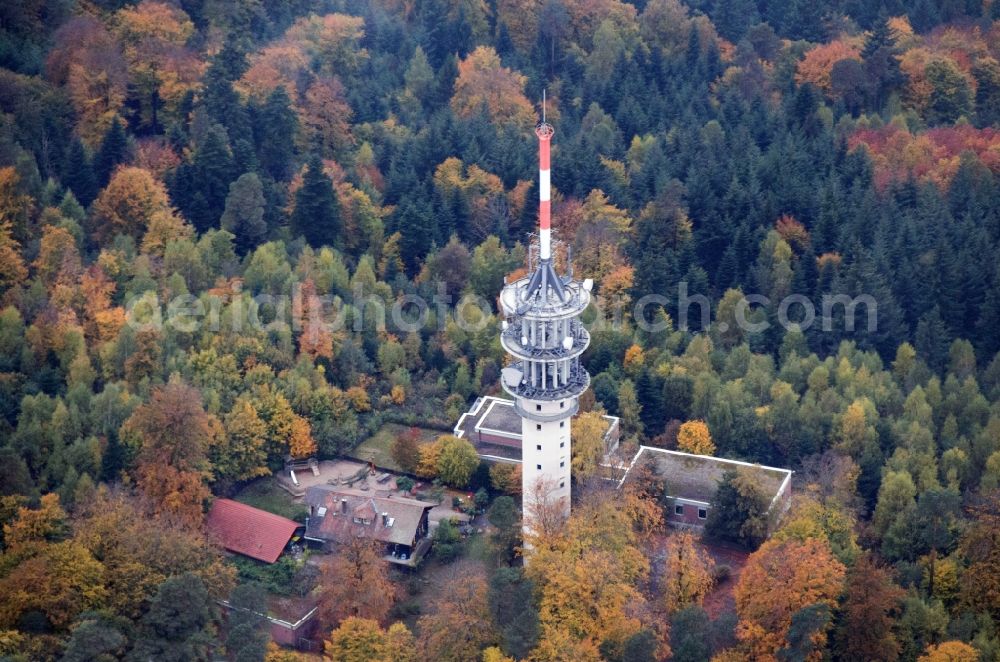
[499, 119, 592, 539]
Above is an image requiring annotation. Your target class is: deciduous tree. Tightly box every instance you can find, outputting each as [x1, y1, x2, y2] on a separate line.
[733, 538, 845, 660]
[324, 617, 415, 662]
[316, 537, 396, 627]
[91, 166, 176, 243]
[918, 641, 979, 662]
[121, 381, 217, 525]
[572, 410, 607, 481]
[676, 420, 715, 455]
[450, 47, 534, 127]
[833, 553, 904, 661]
[435, 435, 480, 487]
[390, 427, 422, 474]
[662, 531, 715, 615]
[417, 565, 498, 661]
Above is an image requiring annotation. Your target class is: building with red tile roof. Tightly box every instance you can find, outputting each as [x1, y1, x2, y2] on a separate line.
[206, 498, 300, 563]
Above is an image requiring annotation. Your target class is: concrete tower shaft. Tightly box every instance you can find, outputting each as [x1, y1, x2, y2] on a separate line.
[499, 117, 592, 540]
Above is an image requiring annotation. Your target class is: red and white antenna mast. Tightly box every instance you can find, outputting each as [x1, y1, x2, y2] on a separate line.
[536, 90, 554, 262]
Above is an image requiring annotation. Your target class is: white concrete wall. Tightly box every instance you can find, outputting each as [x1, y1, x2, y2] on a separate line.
[520, 396, 574, 528]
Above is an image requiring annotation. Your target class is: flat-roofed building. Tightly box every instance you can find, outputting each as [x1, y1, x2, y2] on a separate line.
[454, 395, 620, 463]
[616, 446, 793, 530]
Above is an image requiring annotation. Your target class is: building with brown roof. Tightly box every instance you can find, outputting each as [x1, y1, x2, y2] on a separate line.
[303, 486, 434, 567]
[206, 498, 300, 563]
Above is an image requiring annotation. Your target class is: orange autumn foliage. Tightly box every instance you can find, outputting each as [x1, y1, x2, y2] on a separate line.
[91, 166, 177, 242]
[677, 420, 715, 456]
[236, 14, 365, 101]
[0, 220, 27, 291]
[114, 1, 203, 127]
[775, 215, 810, 252]
[0, 540, 107, 630]
[79, 265, 119, 342]
[662, 530, 715, 614]
[295, 279, 335, 360]
[316, 537, 397, 627]
[122, 381, 218, 526]
[849, 124, 1000, 191]
[734, 538, 846, 661]
[300, 77, 355, 157]
[795, 39, 863, 95]
[918, 641, 980, 662]
[237, 43, 310, 101]
[133, 138, 181, 178]
[46, 17, 128, 146]
[451, 47, 535, 127]
[288, 415, 317, 459]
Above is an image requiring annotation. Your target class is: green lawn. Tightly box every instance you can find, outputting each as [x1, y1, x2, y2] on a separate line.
[233, 479, 308, 522]
[351, 423, 441, 472]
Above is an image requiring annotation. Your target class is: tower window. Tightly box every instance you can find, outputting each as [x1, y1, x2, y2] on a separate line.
[537, 464, 542, 470]
[560, 401, 565, 408]
[559, 421, 565, 428]
[536, 404, 541, 411]
[559, 481, 565, 488]
[536, 444, 541, 451]
[536, 424, 541, 431]
[560, 461, 565, 468]
[560, 441, 564, 448]
[674, 505, 684, 516]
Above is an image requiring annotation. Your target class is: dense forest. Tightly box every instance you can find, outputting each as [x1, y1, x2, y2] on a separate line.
[2, 0, 1000, 660]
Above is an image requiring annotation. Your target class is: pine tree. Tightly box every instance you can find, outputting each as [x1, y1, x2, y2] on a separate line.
[202, 44, 251, 139]
[191, 125, 235, 231]
[972, 59, 1000, 127]
[292, 155, 340, 248]
[909, 0, 941, 33]
[864, 12, 906, 108]
[220, 172, 266, 254]
[258, 86, 298, 181]
[94, 118, 127, 188]
[915, 306, 950, 373]
[712, 0, 760, 43]
[396, 199, 435, 273]
[62, 138, 97, 207]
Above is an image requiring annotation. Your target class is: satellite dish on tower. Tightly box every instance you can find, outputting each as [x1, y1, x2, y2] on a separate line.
[501, 367, 524, 388]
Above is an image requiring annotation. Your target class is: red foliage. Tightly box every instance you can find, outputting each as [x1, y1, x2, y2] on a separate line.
[848, 124, 1000, 191]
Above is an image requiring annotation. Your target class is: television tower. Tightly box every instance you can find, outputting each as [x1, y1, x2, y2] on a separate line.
[499, 103, 592, 542]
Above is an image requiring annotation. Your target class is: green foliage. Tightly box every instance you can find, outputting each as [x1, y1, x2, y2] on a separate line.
[229, 555, 300, 596]
[669, 607, 713, 662]
[432, 517, 462, 563]
[227, 582, 270, 662]
[2, 0, 1000, 657]
[706, 469, 771, 549]
[435, 435, 480, 488]
[291, 154, 340, 249]
[487, 495, 520, 564]
[131, 573, 216, 662]
[220, 172, 266, 254]
[488, 567, 539, 659]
